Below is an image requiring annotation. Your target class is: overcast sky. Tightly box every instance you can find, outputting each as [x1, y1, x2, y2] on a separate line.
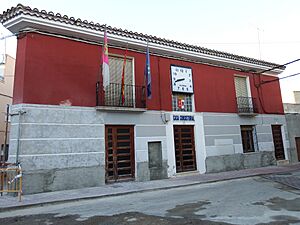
[1, 0, 299, 103]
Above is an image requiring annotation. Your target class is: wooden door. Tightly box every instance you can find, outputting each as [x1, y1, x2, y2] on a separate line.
[105, 125, 135, 182]
[271, 125, 285, 160]
[296, 137, 300, 161]
[240, 126, 255, 153]
[174, 125, 197, 173]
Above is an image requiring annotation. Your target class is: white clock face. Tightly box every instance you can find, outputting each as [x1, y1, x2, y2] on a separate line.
[171, 65, 193, 93]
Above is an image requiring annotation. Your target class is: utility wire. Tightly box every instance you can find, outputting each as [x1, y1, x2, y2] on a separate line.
[0, 29, 37, 41]
[0, 93, 12, 98]
[256, 58, 300, 74]
[0, 33, 17, 41]
[261, 72, 300, 85]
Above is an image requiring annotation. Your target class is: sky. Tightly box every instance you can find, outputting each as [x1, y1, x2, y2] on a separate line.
[0, 0, 299, 103]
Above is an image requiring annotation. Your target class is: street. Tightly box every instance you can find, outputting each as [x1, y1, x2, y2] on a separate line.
[1, 173, 300, 225]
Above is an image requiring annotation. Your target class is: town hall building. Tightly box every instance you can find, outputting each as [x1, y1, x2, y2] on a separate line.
[0, 4, 290, 194]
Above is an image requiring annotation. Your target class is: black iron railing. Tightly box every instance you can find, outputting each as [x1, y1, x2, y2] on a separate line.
[96, 82, 146, 108]
[236, 96, 258, 114]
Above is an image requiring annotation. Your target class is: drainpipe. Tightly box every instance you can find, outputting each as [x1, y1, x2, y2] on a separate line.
[3, 104, 9, 161]
[10, 109, 26, 165]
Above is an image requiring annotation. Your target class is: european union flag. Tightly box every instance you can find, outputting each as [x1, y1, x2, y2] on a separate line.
[145, 44, 151, 99]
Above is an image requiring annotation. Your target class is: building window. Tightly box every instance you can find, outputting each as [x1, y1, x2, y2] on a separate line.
[234, 76, 257, 114]
[234, 76, 249, 98]
[0, 64, 4, 81]
[108, 55, 133, 84]
[240, 125, 257, 153]
[172, 94, 192, 112]
[104, 55, 134, 107]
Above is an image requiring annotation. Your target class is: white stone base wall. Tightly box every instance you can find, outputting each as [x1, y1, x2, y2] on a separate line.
[8, 104, 289, 193]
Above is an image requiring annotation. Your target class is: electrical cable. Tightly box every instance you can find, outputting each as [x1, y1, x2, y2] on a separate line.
[252, 58, 300, 114]
[261, 72, 300, 85]
[255, 58, 300, 75]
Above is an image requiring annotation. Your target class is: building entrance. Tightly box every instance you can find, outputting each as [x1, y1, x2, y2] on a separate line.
[173, 125, 197, 173]
[105, 125, 135, 182]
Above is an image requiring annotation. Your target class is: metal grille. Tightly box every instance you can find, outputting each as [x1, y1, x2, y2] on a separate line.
[172, 94, 192, 112]
[0, 163, 22, 201]
[237, 97, 258, 114]
[98, 82, 146, 108]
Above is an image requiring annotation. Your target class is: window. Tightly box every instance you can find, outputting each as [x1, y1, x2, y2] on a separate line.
[109, 55, 133, 84]
[0, 64, 4, 81]
[234, 76, 257, 114]
[105, 55, 134, 107]
[240, 125, 257, 153]
[234, 76, 249, 98]
[172, 94, 192, 112]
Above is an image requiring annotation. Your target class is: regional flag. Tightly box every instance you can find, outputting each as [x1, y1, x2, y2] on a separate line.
[102, 30, 110, 88]
[145, 43, 152, 99]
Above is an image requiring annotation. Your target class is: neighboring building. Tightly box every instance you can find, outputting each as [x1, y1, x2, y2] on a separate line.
[0, 54, 15, 162]
[0, 4, 290, 194]
[284, 92, 300, 163]
[294, 91, 300, 104]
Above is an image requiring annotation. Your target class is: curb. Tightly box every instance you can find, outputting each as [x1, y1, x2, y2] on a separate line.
[1, 165, 300, 212]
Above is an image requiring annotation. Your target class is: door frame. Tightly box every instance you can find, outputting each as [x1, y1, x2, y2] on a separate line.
[173, 125, 197, 173]
[296, 137, 300, 162]
[105, 125, 135, 183]
[271, 125, 285, 160]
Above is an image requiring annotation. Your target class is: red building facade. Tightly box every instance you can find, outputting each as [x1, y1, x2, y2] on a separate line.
[1, 4, 290, 194]
[13, 32, 284, 114]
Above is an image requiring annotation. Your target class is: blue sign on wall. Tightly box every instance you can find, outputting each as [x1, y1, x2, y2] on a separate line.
[173, 115, 194, 121]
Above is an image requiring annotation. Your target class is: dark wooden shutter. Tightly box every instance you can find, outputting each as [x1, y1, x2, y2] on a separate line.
[105, 125, 135, 182]
[240, 125, 255, 153]
[174, 125, 197, 173]
[296, 137, 300, 161]
[271, 125, 285, 160]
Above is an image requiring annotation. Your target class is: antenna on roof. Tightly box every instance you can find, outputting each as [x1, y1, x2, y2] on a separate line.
[257, 27, 262, 60]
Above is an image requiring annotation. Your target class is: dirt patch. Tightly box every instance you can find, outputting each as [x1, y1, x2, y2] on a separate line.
[254, 197, 300, 212]
[256, 215, 300, 225]
[0, 212, 233, 225]
[166, 200, 210, 219]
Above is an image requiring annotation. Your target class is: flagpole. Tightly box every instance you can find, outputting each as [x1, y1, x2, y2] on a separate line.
[101, 26, 110, 106]
[119, 43, 128, 105]
[96, 26, 107, 106]
[142, 40, 148, 103]
[143, 40, 148, 88]
[96, 52, 102, 106]
[145, 40, 152, 99]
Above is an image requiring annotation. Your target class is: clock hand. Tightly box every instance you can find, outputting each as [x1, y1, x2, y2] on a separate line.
[175, 78, 185, 83]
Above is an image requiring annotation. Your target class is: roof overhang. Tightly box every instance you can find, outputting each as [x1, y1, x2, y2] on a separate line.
[2, 13, 284, 76]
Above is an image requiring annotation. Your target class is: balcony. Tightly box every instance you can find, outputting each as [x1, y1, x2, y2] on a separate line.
[236, 96, 258, 116]
[96, 82, 146, 112]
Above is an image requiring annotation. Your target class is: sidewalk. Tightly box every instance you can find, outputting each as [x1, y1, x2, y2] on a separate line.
[1, 163, 300, 212]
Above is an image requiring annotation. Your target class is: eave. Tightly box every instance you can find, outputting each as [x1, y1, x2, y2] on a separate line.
[2, 11, 284, 76]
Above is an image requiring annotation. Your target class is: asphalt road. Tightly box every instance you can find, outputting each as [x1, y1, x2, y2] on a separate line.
[1, 173, 300, 225]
